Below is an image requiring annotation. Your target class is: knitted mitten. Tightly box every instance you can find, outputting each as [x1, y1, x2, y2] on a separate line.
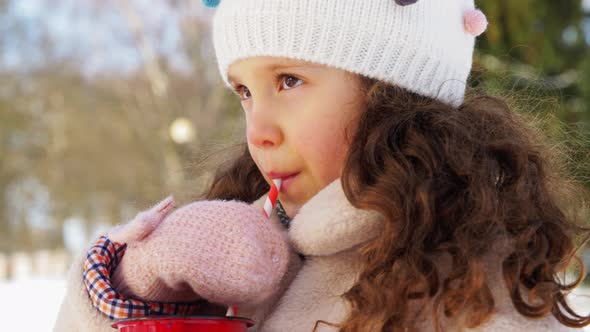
[107, 195, 176, 244]
[109, 198, 293, 307]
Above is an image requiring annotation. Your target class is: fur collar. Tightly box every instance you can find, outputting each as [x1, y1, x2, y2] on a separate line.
[253, 178, 384, 256]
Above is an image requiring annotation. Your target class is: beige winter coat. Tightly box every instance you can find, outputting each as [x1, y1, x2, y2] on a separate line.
[54, 178, 582, 331]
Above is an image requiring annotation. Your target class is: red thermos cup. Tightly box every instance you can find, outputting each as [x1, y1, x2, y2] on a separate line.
[112, 316, 255, 332]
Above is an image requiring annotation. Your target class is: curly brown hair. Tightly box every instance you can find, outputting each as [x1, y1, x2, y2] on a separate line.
[196, 75, 590, 331]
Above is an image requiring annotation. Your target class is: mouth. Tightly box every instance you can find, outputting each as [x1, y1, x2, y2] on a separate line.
[267, 171, 299, 180]
[266, 171, 300, 192]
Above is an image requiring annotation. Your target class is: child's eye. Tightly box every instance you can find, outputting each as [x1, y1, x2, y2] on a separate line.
[279, 74, 304, 90]
[233, 85, 251, 101]
[233, 74, 303, 102]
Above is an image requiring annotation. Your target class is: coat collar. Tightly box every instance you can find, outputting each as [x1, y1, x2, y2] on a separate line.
[253, 178, 385, 256]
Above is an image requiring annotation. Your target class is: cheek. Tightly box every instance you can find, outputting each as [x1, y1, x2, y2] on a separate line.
[296, 116, 350, 183]
[246, 141, 265, 174]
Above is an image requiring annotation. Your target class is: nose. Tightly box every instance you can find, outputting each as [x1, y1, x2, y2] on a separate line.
[246, 100, 283, 148]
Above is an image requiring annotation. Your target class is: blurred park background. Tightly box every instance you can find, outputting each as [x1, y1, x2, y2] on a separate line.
[1, 0, 590, 329]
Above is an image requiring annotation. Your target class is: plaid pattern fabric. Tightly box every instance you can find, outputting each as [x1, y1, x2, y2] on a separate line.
[83, 235, 206, 320]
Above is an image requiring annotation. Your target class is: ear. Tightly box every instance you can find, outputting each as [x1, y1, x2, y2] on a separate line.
[202, 0, 220, 8]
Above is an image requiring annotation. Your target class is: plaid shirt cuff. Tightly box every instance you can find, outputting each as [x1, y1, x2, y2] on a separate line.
[83, 235, 205, 320]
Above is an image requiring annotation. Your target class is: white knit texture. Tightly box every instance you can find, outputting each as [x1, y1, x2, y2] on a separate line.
[212, 0, 481, 108]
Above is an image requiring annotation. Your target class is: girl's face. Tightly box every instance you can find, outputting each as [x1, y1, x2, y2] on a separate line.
[227, 56, 364, 218]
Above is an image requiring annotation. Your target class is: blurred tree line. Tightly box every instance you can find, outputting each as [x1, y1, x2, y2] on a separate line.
[0, 0, 243, 259]
[474, 0, 590, 188]
[0, 0, 589, 273]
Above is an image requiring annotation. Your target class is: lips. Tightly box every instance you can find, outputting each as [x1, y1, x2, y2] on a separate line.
[266, 171, 300, 193]
[267, 171, 299, 180]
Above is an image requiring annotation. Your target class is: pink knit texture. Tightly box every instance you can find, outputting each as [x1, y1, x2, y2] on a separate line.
[464, 9, 488, 37]
[109, 199, 293, 307]
[107, 195, 175, 244]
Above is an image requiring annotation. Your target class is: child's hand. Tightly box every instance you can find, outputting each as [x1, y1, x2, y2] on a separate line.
[111, 200, 294, 307]
[83, 235, 221, 320]
[83, 196, 226, 320]
[107, 195, 175, 244]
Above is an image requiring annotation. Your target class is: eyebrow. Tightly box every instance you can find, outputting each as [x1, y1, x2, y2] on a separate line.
[228, 62, 322, 84]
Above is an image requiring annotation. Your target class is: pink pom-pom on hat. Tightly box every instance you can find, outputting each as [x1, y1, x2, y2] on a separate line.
[464, 9, 488, 37]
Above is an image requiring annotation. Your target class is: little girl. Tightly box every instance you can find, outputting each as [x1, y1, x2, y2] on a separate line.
[55, 0, 590, 331]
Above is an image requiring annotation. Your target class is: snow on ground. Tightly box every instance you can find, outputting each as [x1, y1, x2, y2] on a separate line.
[0, 278, 590, 331]
[0, 278, 66, 331]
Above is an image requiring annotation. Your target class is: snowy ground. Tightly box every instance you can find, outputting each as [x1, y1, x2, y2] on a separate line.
[1, 279, 590, 331]
[0, 279, 67, 331]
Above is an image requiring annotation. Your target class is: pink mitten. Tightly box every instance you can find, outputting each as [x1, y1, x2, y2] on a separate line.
[110, 199, 293, 308]
[107, 195, 176, 244]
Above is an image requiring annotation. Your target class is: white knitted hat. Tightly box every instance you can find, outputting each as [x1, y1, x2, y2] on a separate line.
[206, 0, 488, 108]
